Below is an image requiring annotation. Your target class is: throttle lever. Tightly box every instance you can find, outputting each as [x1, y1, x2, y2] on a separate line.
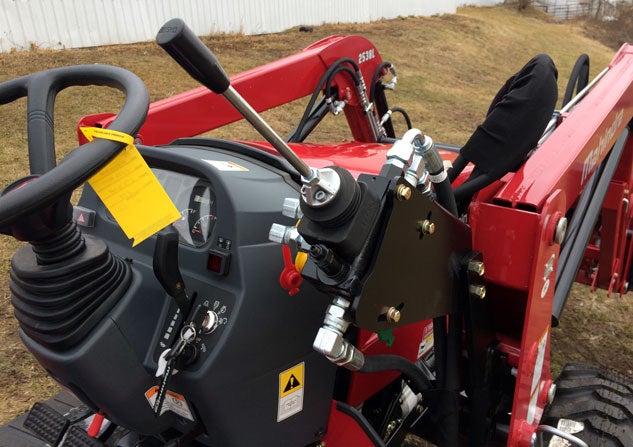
[153, 226, 190, 316]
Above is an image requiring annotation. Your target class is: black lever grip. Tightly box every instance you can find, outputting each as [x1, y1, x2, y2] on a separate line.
[156, 18, 230, 94]
[153, 226, 190, 315]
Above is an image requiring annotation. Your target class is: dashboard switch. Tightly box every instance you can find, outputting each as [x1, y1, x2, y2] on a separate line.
[207, 249, 230, 275]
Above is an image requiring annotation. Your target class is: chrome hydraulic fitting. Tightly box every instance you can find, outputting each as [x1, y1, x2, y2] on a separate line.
[281, 197, 303, 219]
[417, 135, 446, 184]
[381, 64, 397, 91]
[326, 96, 347, 116]
[313, 296, 365, 371]
[269, 224, 311, 251]
[314, 327, 365, 370]
[404, 143, 427, 187]
[384, 128, 424, 174]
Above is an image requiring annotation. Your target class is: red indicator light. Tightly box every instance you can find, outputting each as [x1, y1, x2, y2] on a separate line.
[208, 253, 223, 273]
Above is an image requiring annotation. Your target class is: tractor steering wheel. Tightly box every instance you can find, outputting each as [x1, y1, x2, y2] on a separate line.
[0, 65, 149, 231]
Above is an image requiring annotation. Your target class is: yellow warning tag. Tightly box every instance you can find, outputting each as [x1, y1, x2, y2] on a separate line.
[80, 127, 180, 246]
[279, 362, 304, 398]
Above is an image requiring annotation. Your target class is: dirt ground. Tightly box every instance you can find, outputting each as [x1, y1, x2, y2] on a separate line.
[0, 3, 632, 443]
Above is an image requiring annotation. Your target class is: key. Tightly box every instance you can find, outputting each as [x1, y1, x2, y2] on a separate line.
[153, 324, 197, 416]
[164, 324, 196, 363]
[155, 349, 172, 378]
[153, 357, 176, 416]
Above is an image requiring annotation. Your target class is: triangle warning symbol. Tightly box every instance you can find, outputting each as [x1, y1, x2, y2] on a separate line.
[77, 213, 85, 224]
[283, 374, 301, 393]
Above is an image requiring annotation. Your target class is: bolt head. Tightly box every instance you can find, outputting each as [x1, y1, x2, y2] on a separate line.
[417, 219, 435, 235]
[385, 307, 401, 323]
[468, 260, 485, 276]
[547, 383, 557, 404]
[554, 217, 568, 245]
[396, 184, 412, 201]
[469, 284, 486, 299]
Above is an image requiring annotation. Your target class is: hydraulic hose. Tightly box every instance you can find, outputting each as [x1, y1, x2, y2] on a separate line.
[359, 354, 433, 394]
[433, 316, 447, 389]
[369, 61, 394, 102]
[434, 177, 458, 217]
[390, 107, 412, 130]
[448, 155, 468, 183]
[422, 138, 458, 216]
[453, 173, 494, 202]
[562, 54, 590, 107]
[289, 58, 361, 142]
[553, 125, 630, 324]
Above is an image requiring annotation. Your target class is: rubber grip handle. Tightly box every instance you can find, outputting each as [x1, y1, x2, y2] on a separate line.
[156, 18, 230, 94]
[153, 227, 187, 301]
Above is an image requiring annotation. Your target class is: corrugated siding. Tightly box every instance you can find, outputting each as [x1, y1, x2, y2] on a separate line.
[0, 0, 458, 53]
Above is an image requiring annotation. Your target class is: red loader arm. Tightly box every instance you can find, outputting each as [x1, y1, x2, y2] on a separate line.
[470, 43, 633, 446]
[77, 35, 387, 146]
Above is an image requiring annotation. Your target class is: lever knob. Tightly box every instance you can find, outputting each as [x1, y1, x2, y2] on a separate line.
[156, 18, 230, 94]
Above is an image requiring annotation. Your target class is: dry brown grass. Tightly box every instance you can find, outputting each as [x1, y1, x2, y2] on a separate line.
[0, 4, 628, 425]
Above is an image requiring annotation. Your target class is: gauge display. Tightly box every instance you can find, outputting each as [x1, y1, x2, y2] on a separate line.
[152, 168, 216, 247]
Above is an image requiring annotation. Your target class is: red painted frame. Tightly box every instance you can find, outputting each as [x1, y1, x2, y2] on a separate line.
[78, 38, 633, 446]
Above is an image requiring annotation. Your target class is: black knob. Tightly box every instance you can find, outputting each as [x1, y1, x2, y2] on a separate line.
[156, 18, 230, 94]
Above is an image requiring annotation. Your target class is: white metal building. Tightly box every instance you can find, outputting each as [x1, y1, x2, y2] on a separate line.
[0, 0, 466, 53]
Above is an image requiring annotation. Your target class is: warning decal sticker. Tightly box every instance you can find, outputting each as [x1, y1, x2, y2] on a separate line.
[278, 362, 304, 422]
[145, 386, 195, 421]
[203, 160, 249, 171]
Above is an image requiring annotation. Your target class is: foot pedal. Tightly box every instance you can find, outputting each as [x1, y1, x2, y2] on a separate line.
[61, 425, 104, 446]
[23, 402, 70, 446]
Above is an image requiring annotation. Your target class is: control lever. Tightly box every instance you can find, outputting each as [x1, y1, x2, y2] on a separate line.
[153, 227, 190, 316]
[156, 18, 312, 179]
[156, 19, 370, 263]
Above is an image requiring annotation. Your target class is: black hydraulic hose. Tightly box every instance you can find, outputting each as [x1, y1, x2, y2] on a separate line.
[335, 401, 387, 447]
[446, 312, 462, 389]
[552, 125, 630, 324]
[289, 58, 361, 143]
[562, 54, 590, 108]
[288, 75, 330, 143]
[370, 61, 393, 102]
[448, 155, 468, 183]
[360, 354, 433, 394]
[325, 65, 360, 90]
[285, 98, 329, 143]
[555, 160, 603, 283]
[389, 107, 412, 130]
[433, 316, 447, 389]
[430, 165, 461, 447]
[453, 173, 494, 203]
[434, 177, 458, 217]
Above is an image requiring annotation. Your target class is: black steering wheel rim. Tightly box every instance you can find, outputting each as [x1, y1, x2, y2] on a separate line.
[0, 65, 149, 229]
